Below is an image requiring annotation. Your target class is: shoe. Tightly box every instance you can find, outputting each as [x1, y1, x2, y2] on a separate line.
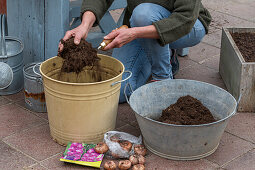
[148, 79, 161, 83]
[170, 49, 179, 76]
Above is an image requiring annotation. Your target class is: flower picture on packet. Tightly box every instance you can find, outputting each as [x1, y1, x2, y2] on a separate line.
[60, 142, 104, 168]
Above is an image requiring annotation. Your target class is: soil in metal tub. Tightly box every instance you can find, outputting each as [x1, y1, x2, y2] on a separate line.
[158, 95, 217, 125]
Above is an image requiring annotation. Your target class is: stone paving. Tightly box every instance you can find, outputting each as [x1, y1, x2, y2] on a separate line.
[1, 0, 255, 169]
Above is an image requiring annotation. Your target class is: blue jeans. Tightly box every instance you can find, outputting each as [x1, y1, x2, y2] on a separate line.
[113, 3, 206, 103]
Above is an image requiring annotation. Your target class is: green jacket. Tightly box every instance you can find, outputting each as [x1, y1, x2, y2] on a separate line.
[81, 0, 211, 46]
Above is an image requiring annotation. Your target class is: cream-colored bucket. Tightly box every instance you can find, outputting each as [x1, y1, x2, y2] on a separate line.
[40, 54, 131, 146]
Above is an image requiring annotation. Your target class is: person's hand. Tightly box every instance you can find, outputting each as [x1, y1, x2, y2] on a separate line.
[58, 24, 89, 52]
[103, 28, 137, 50]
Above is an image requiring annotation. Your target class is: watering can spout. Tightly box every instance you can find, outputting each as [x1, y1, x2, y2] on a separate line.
[0, 14, 24, 93]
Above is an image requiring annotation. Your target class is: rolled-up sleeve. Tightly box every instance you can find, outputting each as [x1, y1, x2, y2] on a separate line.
[153, 0, 201, 46]
[81, 0, 114, 26]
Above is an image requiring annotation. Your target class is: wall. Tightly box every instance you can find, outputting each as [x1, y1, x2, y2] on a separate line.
[0, 0, 7, 14]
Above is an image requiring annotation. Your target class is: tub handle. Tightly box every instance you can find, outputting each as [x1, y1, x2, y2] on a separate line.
[111, 70, 132, 86]
[124, 83, 134, 104]
[33, 62, 43, 84]
[33, 62, 42, 76]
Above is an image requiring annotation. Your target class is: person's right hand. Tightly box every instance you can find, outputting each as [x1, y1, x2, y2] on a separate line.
[58, 24, 89, 52]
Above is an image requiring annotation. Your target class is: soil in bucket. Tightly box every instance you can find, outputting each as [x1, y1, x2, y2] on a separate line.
[56, 38, 106, 83]
[157, 95, 217, 125]
[230, 32, 255, 62]
[58, 37, 100, 73]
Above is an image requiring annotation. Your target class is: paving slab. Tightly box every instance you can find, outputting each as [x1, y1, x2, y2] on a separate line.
[199, 54, 220, 72]
[223, 149, 255, 170]
[231, 0, 255, 5]
[0, 103, 47, 139]
[146, 154, 219, 170]
[40, 153, 95, 170]
[31, 111, 48, 121]
[117, 103, 137, 124]
[187, 42, 220, 63]
[3, 124, 65, 161]
[14, 97, 26, 108]
[15, 99, 49, 121]
[24, 164, 47, 170]
[4, 91, 24, 102]
[115, 114, 128, 129]
[208, 24, 222, 34]
[129, 120, 140, 129]
[178, 57, 198, 71]
[226, 113, 255, 143]
[4, 88, 48, 121]
[202, 0, 255, 22]
[0, 141, 36, 170]
[116, 124, 141, 137]
[175, 63, 226, 90]
[205, 132, 254, 166]
[0, 96, 11, 107]
[202, 29, 222, 48]
[209, 9, 255, 29]
[109, 9, 122, 23]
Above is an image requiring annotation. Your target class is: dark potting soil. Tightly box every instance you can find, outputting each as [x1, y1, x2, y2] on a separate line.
[58, 37, 100, 73]
[158, 95, 216, 125]
[231, 32, 255, 62]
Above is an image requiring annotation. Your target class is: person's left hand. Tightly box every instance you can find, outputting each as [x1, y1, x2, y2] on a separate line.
[103, 28, 137, 50]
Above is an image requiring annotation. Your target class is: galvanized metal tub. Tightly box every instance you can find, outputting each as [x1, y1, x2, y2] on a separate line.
[0, 36, 24, 95]
[23, 62, 46, 112]
[129, 79, 237, 160]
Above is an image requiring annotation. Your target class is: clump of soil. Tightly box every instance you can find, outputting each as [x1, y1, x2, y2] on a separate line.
[231, 32, 255, 62]
[58, 37, 100, 73]
[158, 95, 217, 125]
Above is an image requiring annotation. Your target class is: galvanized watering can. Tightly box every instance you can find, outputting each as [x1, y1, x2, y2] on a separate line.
[0, 14, 24, 95]
[0, 14, 12, 89]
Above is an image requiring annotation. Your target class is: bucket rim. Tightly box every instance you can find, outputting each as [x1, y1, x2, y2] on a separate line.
[3, 36, 24, 57]
[23, 62, 42, 78]
[130, 79, 238, 127]
[39, 54, 125, 86]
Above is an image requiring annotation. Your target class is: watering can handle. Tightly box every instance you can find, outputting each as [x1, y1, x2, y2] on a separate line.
[0, 14, 8, 36]
[111, 70, 132, 86]
[124, 83, 134, 104]
[0, 14, 7, 58]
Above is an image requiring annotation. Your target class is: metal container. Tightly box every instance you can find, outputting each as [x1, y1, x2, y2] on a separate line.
[23, 62, 46, 112]
[128, 79, 237, 160]
[40, 55, 131, 146]
[0, 14, 24, 95]
[220, 28, 255, 112]
[0, 62, 13, 89]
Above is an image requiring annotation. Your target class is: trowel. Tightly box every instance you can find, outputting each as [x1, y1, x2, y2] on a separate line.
[98, 25, 128, 50]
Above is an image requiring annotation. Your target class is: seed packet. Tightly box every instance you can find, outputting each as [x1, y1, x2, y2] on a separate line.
[60, 142, 104, 168]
